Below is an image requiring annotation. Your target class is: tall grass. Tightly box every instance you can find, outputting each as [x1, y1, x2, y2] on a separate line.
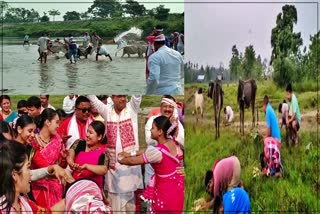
[185, 121, 319, 212]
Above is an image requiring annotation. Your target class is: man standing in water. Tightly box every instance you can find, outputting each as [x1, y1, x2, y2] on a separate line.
[145, 25, 171, 80]
[37, 33, 49, 63]
[23, 34, 30, 46]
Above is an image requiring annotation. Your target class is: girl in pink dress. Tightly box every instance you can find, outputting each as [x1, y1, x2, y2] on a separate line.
[31, 108, 67, 208]
[66, 121, 108, 190]
[118, 115, 184, 214]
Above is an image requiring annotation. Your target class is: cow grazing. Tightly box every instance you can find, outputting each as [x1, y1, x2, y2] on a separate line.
[194, 88, 204, 120]
[208, 80, 224, 139]
[237, 79, 257, 135]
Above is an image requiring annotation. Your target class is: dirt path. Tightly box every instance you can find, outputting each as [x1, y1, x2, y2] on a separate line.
[188, 110, 318, 134]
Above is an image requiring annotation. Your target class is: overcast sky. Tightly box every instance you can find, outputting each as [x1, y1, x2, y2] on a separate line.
[185, 0, 318, 68]
[8, 0, 184, 20]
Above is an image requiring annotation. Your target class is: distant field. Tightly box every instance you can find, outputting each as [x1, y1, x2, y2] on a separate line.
[184, 81, 319, 212]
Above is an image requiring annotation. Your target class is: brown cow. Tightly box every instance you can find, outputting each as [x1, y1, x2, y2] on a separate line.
[237, 79, 257, 135]
[208, 80, 224, 139]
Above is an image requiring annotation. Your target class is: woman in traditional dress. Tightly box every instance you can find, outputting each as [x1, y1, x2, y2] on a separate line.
[0, 95, 18, 124]
[205, 156, 250, 214]
[118, 115, 184, 213]
[65, 179, 112, 214]
[0, 140, 65, 214]
[13, 114, 73, 194]
[30, 108, 67, 208]
[67, 120, 108, 189]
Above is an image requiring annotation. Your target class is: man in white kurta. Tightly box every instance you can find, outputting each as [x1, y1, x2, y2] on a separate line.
[62, 94, 76, 115]
[144, 95, 184, 185]
[87, 95, 143, 213]
[146, 34, 184, 95]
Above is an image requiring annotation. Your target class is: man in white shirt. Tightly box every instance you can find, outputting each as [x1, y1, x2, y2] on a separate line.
[82, 32, 91, 48]
[38, 33, 49, 63]
[62, 94, 76, 116]
[146, 34, 184, 95]
[144, 95, 184, 185]
[224, 106, 234, 123]
[87, 95, 143, 213]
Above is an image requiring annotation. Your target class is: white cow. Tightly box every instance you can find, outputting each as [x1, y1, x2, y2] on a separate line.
[194, 88, 204, 120]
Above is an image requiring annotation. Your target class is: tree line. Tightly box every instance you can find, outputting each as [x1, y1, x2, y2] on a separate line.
[185, 4, 319, 87]
[230, 4, 319, 86]
[0, 0, 175, 23]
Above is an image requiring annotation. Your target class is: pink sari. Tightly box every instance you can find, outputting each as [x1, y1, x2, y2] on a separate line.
[143, 144, 184, 214]
[72, 144, 106, 189]
[31, 134, 63, 208]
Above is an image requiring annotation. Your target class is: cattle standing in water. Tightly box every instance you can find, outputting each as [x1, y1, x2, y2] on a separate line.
[208, 80, 224, 139]
[194, 88, 204, 120]
[121, 45, 147, 58]
[237, 79, 257, 135]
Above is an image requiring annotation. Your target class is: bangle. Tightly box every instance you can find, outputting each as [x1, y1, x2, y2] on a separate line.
[130, 151, 137, 157]
[47, 166, 54, 175]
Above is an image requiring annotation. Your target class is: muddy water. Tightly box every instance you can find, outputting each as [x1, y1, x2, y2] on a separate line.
[2, 43, 146, 94]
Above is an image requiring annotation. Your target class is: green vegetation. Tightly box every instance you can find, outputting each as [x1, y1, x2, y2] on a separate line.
[2, 15, 183, 39]
[185, 4, 319, 88]
[185, 124, 319, 212]
[1, 0, 182, 38]
[184, 81, 319, 212]
[185, 81, 318, 116]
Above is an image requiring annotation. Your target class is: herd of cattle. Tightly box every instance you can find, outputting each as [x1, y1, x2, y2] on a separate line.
[194, 79, 258, 139]
[49, 39, 148, 60]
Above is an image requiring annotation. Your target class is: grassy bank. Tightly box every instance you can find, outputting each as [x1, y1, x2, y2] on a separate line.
[2, 15, 184, 39]
[184, 80, 319, 212]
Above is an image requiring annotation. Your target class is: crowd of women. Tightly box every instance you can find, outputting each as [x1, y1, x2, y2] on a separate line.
[0, 94, 185, 213]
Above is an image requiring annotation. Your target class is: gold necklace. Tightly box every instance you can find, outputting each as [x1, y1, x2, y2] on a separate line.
[38, 134, 51, 145]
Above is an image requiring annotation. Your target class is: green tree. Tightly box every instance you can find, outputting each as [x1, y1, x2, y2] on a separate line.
[4, 7, 30, 22]
[253, 55, 264, 80]
[40, 12, 49, 22]
[48, 9, 60, 21]
[229, 45, 242, 80]
[270, 4, 302, 85]
[153, 5, 170, 21]
[88, 0, 123, 18]
[306, 32, 320, 80]
[0, 1, 9, 19]
[80, 11, 90, 20]
[63, 11, 81, 21]
[241, 45, 256, 79]
[123, 0, 146, 17]
[27, 9, 40, 22]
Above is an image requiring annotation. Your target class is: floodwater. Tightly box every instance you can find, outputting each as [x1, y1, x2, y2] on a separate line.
[1, 42, 146, 94]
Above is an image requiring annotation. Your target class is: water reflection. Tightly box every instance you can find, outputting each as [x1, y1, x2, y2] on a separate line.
[3, 44, 146, 94]
[65, 63, 79, 90]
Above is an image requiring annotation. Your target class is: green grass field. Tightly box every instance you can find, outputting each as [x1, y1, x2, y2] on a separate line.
[184, 81, 319, 212]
